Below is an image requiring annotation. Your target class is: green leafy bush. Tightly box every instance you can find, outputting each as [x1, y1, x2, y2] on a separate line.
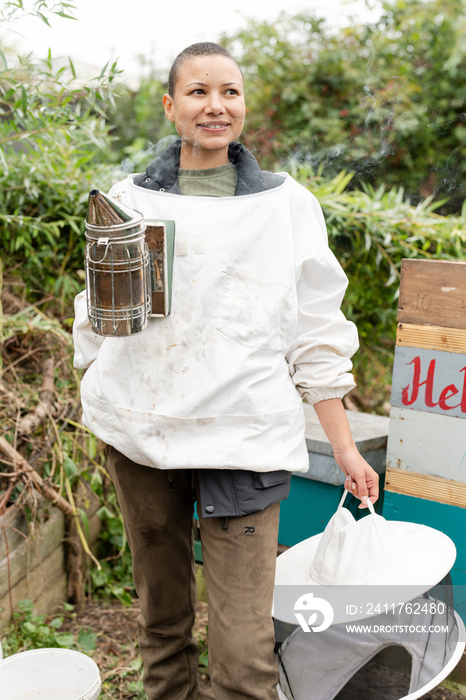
[0, 2, 120, 305]
[222, 0, 466, 213]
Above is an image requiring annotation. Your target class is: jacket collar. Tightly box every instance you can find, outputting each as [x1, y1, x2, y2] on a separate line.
[134, 138, 269, 196]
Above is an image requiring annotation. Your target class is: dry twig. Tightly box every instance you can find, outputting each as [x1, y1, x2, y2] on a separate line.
[0, 435, 73, 516]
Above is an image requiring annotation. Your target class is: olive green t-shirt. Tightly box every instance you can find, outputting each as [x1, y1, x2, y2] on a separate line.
[178, 163, 237, 197]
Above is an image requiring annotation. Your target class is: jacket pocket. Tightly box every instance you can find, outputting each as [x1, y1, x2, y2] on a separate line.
[216, 265, 294, 351]
[253, 470, 291, 489]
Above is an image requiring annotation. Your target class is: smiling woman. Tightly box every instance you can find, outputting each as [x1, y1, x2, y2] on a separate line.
[162, 52, 246, 168]
[73, 40, 379, 700]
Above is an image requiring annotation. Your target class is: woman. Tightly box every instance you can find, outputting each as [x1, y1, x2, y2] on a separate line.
[73, 42, 378, 700]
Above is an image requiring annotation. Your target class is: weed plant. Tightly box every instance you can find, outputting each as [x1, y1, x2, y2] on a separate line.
[1, 599, 95, 656]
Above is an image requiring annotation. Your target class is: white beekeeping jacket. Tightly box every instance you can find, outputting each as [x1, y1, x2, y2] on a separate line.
[73, 173, 358, 472]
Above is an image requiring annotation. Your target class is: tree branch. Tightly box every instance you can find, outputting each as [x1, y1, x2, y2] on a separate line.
[0, 435, 73, 516]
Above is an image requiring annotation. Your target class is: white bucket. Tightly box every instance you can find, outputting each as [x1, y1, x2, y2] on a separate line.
[0, 648, 101, 700]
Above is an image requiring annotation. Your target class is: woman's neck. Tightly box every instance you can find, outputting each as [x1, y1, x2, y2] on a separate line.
[179, 142, 230, 170]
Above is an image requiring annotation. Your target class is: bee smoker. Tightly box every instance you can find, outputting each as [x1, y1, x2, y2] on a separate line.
[84, 190, 151, 336]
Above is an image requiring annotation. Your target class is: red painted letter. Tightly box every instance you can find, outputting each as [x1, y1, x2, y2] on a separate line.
[401, 357, 437, 407]
[438, 384, 460, 411]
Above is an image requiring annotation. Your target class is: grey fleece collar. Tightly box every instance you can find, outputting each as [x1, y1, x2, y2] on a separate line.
[134, 138, 270, 196]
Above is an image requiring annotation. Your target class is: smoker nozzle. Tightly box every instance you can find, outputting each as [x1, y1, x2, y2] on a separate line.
[86, 189, 141, 227]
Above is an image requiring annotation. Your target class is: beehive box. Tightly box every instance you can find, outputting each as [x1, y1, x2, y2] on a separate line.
[384, 259, 466, 587]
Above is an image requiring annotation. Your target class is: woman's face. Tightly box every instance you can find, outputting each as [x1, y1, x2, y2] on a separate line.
[163, 54, 246, 169]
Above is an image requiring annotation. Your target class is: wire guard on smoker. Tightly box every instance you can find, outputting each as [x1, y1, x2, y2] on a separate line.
[84, 190, 151, 336]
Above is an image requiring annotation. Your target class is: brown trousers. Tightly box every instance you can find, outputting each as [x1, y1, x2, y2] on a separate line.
[106, 446, 280, 700]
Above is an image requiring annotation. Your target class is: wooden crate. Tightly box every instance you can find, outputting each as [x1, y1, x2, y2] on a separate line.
[0, 505, 66, 634]
[0, 486, 101, 634]
[384, 258, 466, 585]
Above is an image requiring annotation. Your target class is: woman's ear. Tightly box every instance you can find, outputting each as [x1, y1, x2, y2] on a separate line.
[163, 94, 175, 122]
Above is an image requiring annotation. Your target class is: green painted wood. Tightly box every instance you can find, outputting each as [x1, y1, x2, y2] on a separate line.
[194, 539, 203, 564]
[383, 491, 466, 622]
[278, 477, 341, 547]
[383, 492, 466, 576]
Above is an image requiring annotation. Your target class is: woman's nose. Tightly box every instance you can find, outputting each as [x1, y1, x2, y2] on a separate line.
[205, 92, 223, 114]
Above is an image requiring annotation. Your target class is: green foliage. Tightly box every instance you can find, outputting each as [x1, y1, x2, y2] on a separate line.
[90, 492, 135, 605]
[108, 76, 175, 163]
[221, 0, 466, 213]
[0, 2, 120, 305]
[100, 655, 145, 699]
[0, 1, 77, 26]
[1, 599, 96, 656]
[1, 300, 73, 347]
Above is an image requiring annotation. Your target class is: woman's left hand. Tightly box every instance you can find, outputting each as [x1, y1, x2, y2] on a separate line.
[334, 445, 379, 507]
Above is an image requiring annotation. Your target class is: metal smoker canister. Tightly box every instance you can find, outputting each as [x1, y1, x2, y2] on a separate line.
[85, 190, 151, 336]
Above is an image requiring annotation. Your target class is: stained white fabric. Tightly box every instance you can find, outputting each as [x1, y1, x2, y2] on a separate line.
[73, 173, 358, 472]
[309, 495, 411, 585]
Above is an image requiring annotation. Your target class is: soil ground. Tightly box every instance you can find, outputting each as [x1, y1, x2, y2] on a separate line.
[61, 598, 466, 700]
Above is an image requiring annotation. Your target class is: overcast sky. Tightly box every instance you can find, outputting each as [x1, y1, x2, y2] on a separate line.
[2, 0, 380, 79]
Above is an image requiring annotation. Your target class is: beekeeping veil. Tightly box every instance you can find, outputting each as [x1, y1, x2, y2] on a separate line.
[274, 490, 465, 700]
